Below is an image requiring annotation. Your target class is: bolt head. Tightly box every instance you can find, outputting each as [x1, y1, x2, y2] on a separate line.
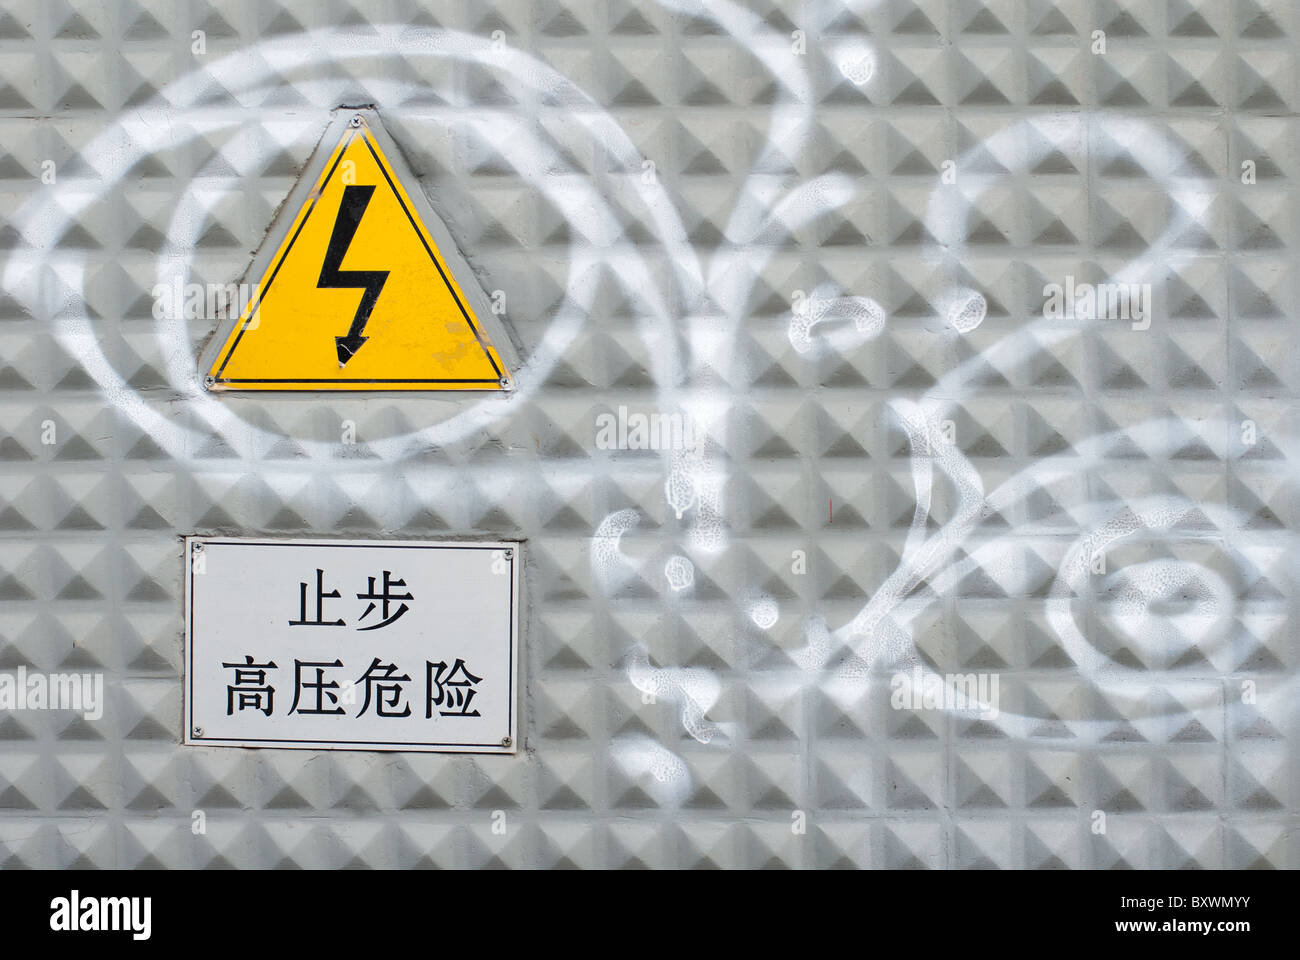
[203, 375, 215, 389]
[501, 736, 512, 748]
[192, 726, 203, 737]
[350, 116, 363, 127]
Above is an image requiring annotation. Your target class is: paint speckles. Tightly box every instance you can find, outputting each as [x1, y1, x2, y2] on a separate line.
[665, 449, 698, 520]
[612, 734, 690, 806]
[747, 594, 778, 630]
[946, 287, 987, 333]
[789, 291, 887, 354]
[664, 555, 694, 591]
[592, 509, 640, 587]
[833, 42, 876, 87]
[627, 647, 727, 745]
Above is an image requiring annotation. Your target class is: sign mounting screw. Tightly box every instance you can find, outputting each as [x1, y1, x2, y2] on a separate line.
[203, 375, 215, 390]
[192, 726, 204, 737]
[501, 736, 512, 748]
[350, 115, 363, 128]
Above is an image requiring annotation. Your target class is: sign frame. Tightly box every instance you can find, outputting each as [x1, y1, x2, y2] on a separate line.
[183, 536, 522, 754]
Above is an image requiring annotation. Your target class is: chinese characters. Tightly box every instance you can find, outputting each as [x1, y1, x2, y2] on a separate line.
[223, 656, 484, 720]
[289, 568, 412, 630]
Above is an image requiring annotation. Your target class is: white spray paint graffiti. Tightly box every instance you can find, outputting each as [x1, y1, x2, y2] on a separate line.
[610, 734, 692, 808]
[789, 283, 888, 355]
[664, 555, 695, 592]
[3, 0, 1292, 814]
[626, 648, 730, 746]
[794, 110, 1300, 742]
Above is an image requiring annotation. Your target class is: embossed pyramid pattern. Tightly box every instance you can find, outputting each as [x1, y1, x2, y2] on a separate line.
[0, 0, 1295, 867]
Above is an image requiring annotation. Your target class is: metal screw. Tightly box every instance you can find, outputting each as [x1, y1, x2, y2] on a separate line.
[350, 115, 363, 128]
[503, 549, 513, 561]
[501, 736, 512, 748]
[192, 726, 204, 737]
[499, 377, 512, 390]
[203, 375, 215, 390]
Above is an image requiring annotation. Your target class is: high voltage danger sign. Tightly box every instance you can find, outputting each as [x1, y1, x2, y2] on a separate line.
[203, 111, 514, 392]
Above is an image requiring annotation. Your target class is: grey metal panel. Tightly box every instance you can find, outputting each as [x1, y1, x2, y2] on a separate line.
[0, 0, 1295, 868]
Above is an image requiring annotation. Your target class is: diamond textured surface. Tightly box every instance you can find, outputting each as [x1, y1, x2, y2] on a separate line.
[0, 0, 1297, 868]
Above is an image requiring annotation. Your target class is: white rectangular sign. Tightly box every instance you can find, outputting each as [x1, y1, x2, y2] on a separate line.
[184, 537, 519, 753]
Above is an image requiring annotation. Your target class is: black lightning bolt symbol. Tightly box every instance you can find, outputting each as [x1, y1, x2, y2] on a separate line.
[318, 184, 389, 367]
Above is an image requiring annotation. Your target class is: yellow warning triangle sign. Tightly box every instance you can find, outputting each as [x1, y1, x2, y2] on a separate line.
[205, 114, 512, 391]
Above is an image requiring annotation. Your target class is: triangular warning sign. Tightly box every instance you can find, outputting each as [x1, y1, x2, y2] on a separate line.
[204, 112, 513, 391]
